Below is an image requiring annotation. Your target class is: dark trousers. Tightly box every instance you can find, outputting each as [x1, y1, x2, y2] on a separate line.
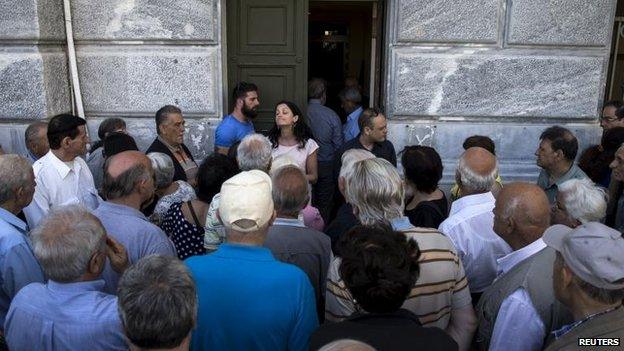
[313, 161, 335, 223]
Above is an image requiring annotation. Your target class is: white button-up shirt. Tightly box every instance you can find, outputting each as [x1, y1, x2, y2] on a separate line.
[23, 150, 100, 228]
[489, 238, 547, 351]
[439, 192, 512, 293]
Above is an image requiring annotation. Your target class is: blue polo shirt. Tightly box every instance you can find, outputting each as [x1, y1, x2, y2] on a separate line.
[215, 114, 255, 148]
[186, 243, 318, 351]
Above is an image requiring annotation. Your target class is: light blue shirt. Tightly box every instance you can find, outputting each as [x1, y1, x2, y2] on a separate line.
[4, 279, 126, 351]
[343, 106, 363, 142]
[215, 114, 255, 148]
[0, 207, 45, 328]
[93, 201, 176, 294]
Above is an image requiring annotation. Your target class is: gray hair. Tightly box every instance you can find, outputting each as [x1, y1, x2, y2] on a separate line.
[339, 149, 376, 201]
[117, 255, 197, 349]
[456, 153, 499, 193]
[0, 155, 32, 204]
[339, 87, 362, 104]
[237, 133, 272, 171]
[147, 152, 175, 189]
[272, 165, 309, 217]
[318, 339, 376, 351]
[558, 178, 607, 223]
[30, 205, 106, 282]
[347, 158, 404, 225]
[308, 78, 327, 100]
[24, 121, 47, 147]
[103, 160, 151, 200]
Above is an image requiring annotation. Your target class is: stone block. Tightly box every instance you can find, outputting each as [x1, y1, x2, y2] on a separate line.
[71, 0, 217, 41]
[395, 0, 498, 43]
[0, 48, 71, 120]
[387, 121, 601, 184]
[0, 0, 65, 40]
[77, 45, 219, 115]
[390, 49, 604, 118]
[507, 0, 614, 46]
[0, 124, 29, 155]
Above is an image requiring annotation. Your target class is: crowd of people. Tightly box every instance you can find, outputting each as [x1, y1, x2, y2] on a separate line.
[0, 78, 623, 351]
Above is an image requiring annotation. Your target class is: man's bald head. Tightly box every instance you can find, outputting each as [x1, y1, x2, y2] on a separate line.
[456, 147, 498, 195]
[493, 182, 550, 250]
[103, 151, 153, 201]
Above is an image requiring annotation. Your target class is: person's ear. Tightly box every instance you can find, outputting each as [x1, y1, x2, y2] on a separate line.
[554, 149, 564, 161]
[338, 177, 346, 195]
[88, 251, 106, 275]
[61, 136, 72, 149]
[561, 264, 574, 289]
[293, 115, 299, 124]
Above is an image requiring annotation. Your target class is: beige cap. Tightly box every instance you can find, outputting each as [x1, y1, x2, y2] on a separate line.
[219, 170, 274, 232]
[543, 222, 624, 290]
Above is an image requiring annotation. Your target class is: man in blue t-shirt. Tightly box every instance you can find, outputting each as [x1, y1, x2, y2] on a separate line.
[215, 82, 260, 155]
[186, 170, 318, 351]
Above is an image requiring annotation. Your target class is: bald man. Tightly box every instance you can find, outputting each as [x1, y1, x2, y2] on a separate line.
[439, 147, 511, 302]
[476, 183, 571, 351]
[93, 151, 176, 294]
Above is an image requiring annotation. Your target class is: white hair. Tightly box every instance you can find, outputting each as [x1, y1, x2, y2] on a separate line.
[339, 149, 376, 201]
[237, 133, 272, 171]
[456, 153, 498, 193]
[318, 339, 376, 351]
[147, 152, 175, 189]
[558, 178, 607, 223]
[0, 155, 32, 204]
[269, 155, 300, 176]
[346, 158, 404, 225]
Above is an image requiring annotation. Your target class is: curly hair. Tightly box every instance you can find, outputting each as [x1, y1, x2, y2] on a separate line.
[338, 224, 421, 313]
[268, 100, 313, 149]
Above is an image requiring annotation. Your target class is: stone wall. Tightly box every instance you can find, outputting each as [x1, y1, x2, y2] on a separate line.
[385, 0, 617, 183]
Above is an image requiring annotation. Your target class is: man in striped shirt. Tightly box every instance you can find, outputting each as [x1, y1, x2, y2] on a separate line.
[325, 158, 477, 351]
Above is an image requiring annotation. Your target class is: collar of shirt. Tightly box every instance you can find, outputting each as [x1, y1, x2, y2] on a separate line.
[27, 151, 38, 163]
[552, 304, 623, 339]
[157, 135, 183, 154]
[390, 216, 414, 231]
[496, 238, 546, 276]
[273, 217, 306, 227]
[214, 243, 276, 262]
[0, 206, 28, 233]
[448, 191, 495, 217]
[347, 106, 363, 122]
[98, 201, 149, 221]
[545, 164, 583, 188]
[44, 150, 80, 180]
[308, 99, 322, 105]
[47, 279, 107, 295]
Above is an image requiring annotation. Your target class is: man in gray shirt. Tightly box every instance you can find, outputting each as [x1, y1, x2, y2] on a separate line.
[264, 164, 332, 321]
[307, 78, 343, 222]
[93, 151, 176, 294]
[535, 126, 588, 203]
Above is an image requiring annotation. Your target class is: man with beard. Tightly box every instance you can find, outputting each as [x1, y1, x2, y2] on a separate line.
[215, 82, 260, 155]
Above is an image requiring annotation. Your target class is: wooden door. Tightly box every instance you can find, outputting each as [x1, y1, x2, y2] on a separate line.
[227, 0, 308, 133]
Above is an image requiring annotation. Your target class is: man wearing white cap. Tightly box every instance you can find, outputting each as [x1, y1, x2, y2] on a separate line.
[543, 222, 624, 350]
[184, 170, 318, 351]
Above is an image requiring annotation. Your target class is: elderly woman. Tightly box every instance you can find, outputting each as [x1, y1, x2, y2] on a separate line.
[147, 152, 196, 226]
[401, 145, 448, 228]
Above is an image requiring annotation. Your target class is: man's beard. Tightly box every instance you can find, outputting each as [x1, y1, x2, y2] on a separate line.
[242, 103, 258, 119]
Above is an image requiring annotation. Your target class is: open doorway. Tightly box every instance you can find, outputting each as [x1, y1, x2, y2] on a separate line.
[308, 1, 383, 121]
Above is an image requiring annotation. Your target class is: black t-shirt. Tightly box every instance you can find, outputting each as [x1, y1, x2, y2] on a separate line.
[310, 309, 458, 351]
[404, 193, 449, 229]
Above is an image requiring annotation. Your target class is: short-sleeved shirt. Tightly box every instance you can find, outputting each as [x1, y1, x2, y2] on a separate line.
[93, 201, 177, 294]
[343, 107, 363, 142]
[271, 139, 319, 170]
[536, 164, 588, 203]
[215, 114, 255, 148]
[307, 99, 344, 162]
[161, 202, 206, 260]
[326, 217, 471, 329]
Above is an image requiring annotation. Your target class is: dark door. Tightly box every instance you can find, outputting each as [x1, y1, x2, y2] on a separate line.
[227, 0, 308, 133]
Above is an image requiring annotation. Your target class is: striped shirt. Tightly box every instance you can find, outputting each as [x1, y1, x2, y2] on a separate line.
[325, 217, 472, 329]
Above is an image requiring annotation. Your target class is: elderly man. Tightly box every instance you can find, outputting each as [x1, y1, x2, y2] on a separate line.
[551, 178, 607, 228]
[146, 105, 197, 184]
[0, 155, 44, 330]
[264, 165, 332, 321]
[542, 223, 624, 350]
[599, 100, 624, 131]
[24, 121, 49, 163]
[340, 87, 363, 142]
[326, 158, 476, 351]
[5, 205, 128, 350]
[439, 147, 512, 302]
[118, 255, 197, 351]
[23, 114, 99, 228]
[535, 126, 588, 203]
[186, 170, 318, 351]
[324, 149, 375, 252]
[94, 151, 176, 294]
[476, 183, 571, 351]
[308, 78, 343, 221]
[215, 82, 259, 155]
